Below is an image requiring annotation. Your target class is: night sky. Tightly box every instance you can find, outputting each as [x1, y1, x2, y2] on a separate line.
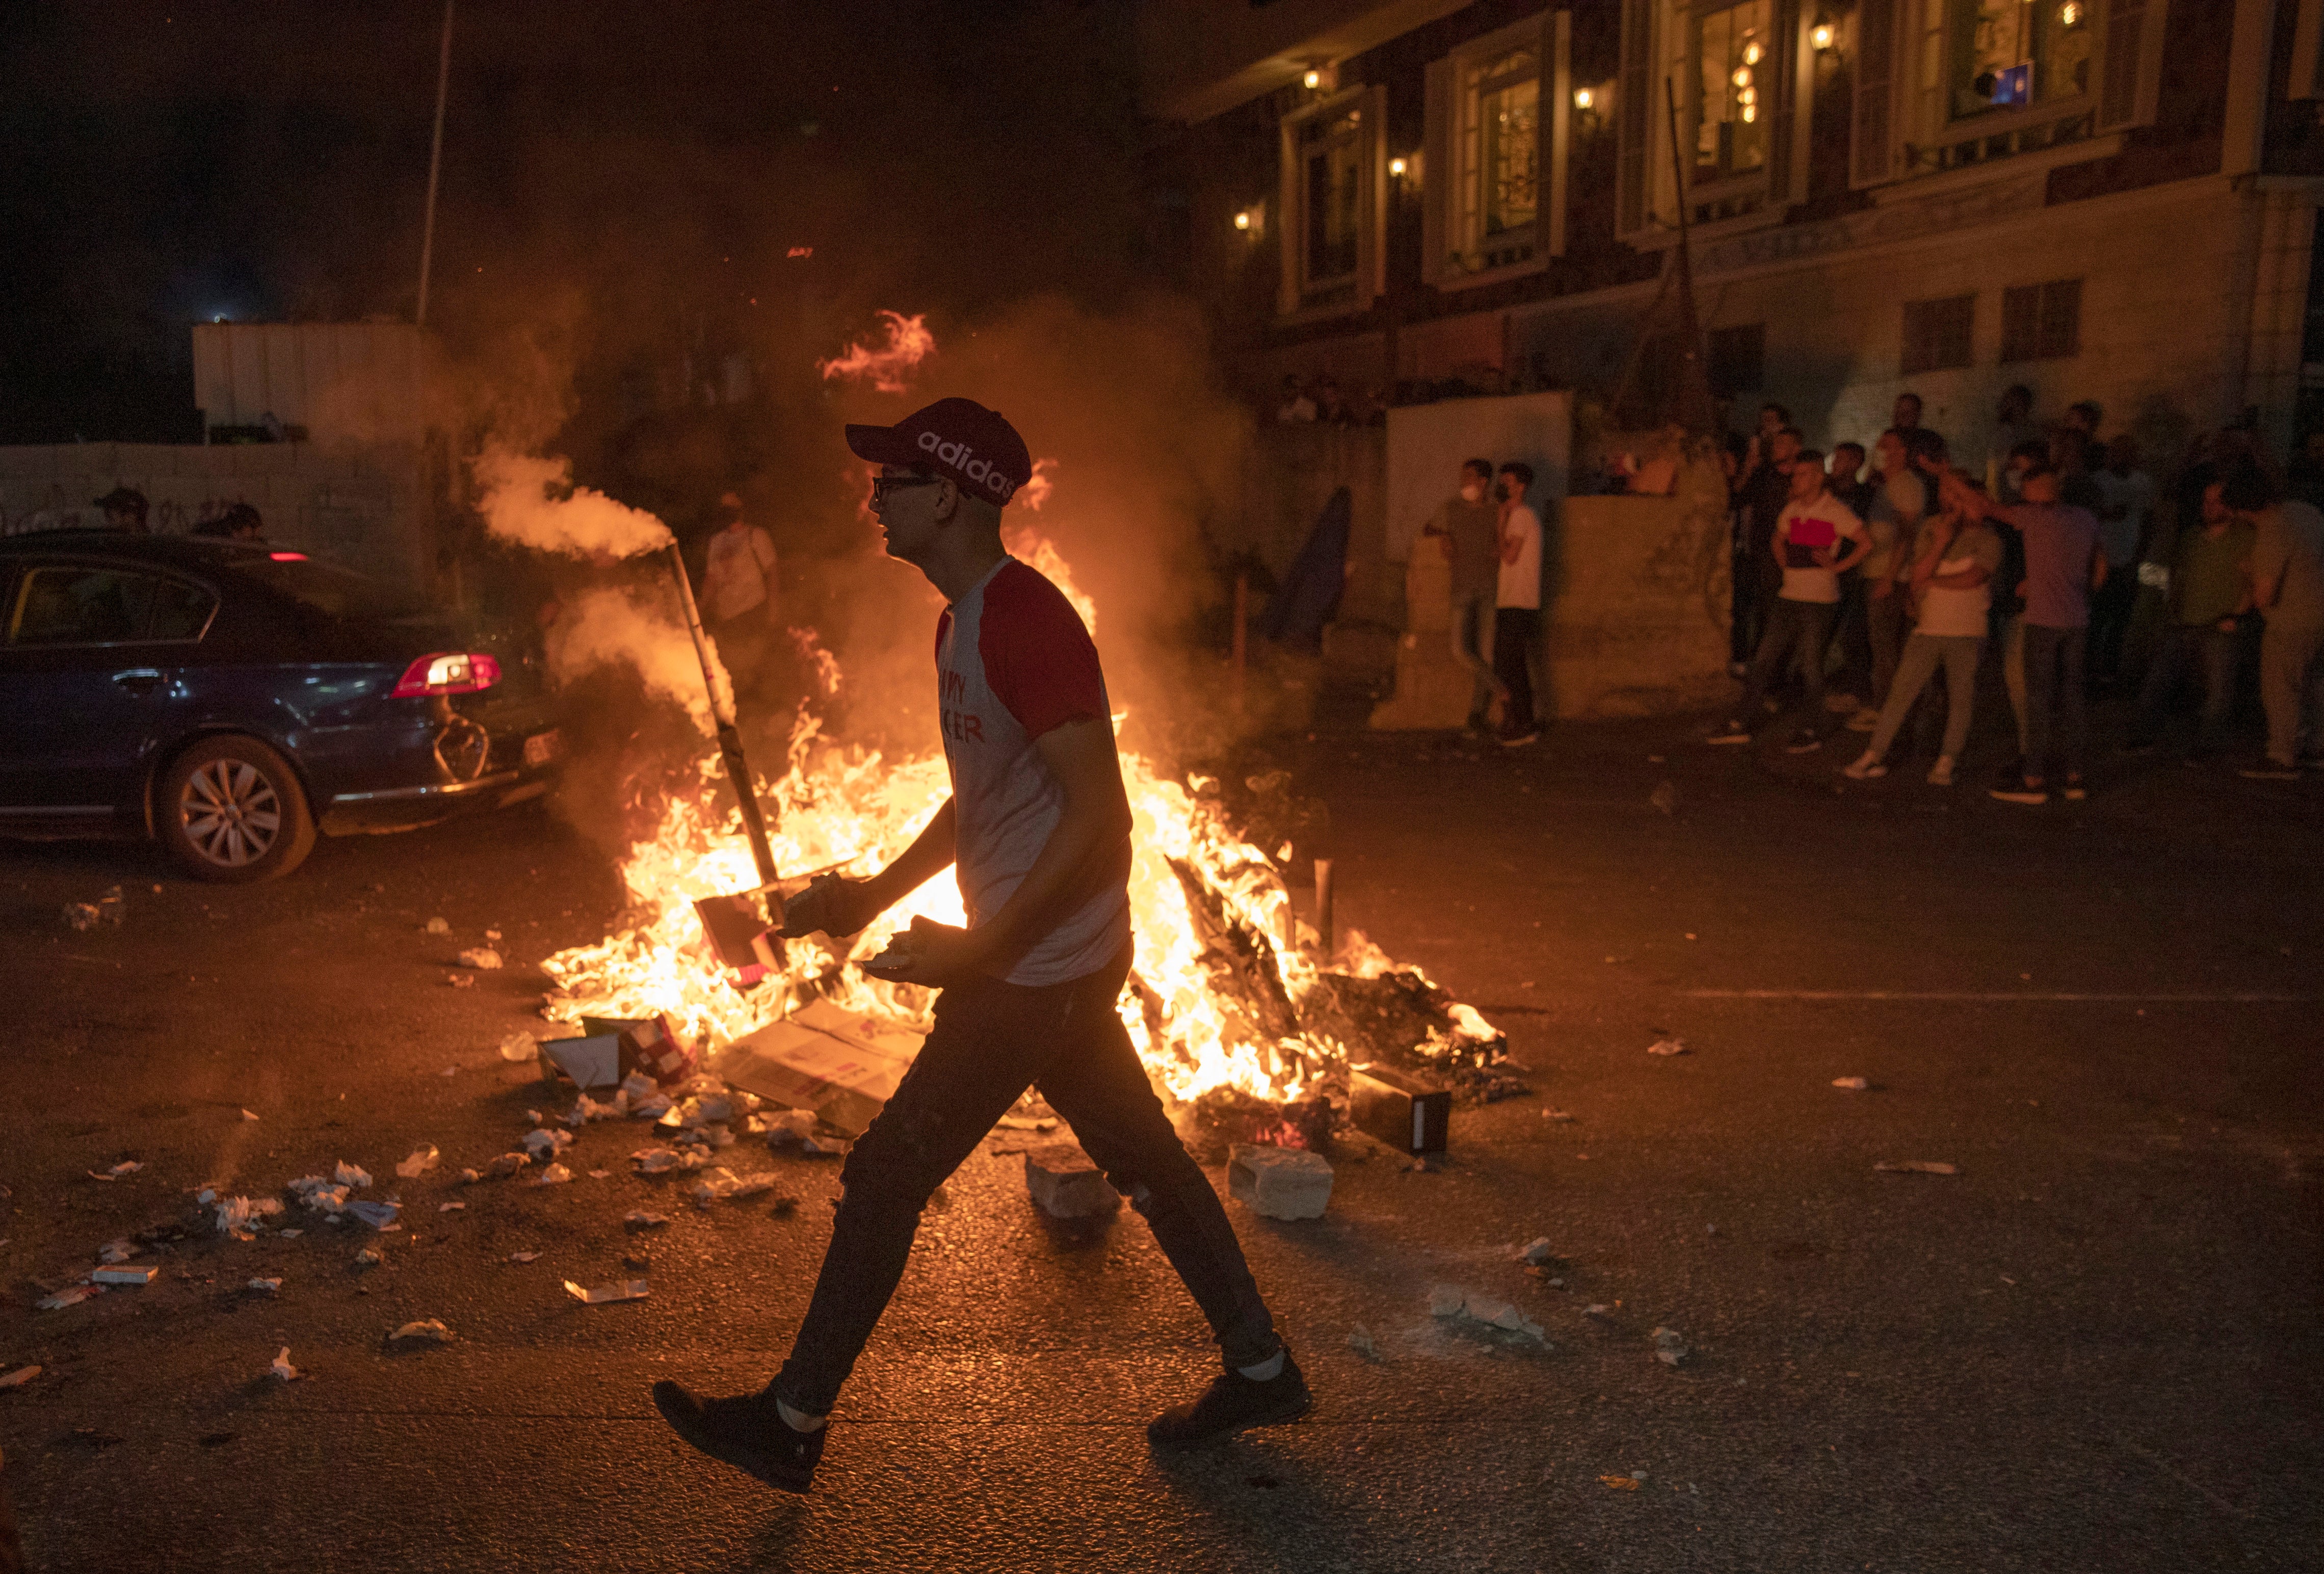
[0, 0, 1147, 446]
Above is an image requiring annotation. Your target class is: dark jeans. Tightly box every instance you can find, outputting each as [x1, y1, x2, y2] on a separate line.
[2021, 623, 2088, 782]
[1866, 590, 1908, 707]
[1492, 606, 1540, 730]
[1737, 597, 1840, 731]
[2088, 571, 2137, 683]
[1730, 548, 1772, 666]
[771, 944, 1278, 1416]
[2133, 623, 2243, 752]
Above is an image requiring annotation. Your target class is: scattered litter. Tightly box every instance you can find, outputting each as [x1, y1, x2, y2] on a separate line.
[1651, 1326, 1691, 1366]
[63, 901, 103, 930]
[38, 1286, 102, 1310]
[425, 917, 450, 935]
[498, 1031, 538, 1062]
[458, 947, 503, 970]
[588, 1169, 610, 1180]
[334, 1161, 372, 1189]
[1831, 1076, 1869, 1091]
[1345, 1324, 1382, 1361]
[438, 1201, 466, 1213]
[1350, 1063, 1450, 1155]
[534, 1164, 572, 1186]
[624, 1211, 671, 1231]
[355, 1247, 384, 1266]
[98, 1239, 139, 1264]
[241, 1109, 259, 1121]
[215, 1196, 284, 1237]
[508, 1251, 541, 1263]
[347, 1201, 401, 1229]
[690, 1168, 780, 1207]
[270, 1347, 299, 1382]
[522, 1128, 574, 1160]
[801, 1134, 847, 1158]
[247, 1277, 282, 1296]
[394, 1144, 440, 1178]
[630, 1148, 682, 1175]
[1427, 1285, 1549, 1343]
[1584, 1303, 1614, 1318]
[1874, 1160, 1959, 1176]
[1540, 1107, 1575, 1122]
[564, 1278, 649, 1304]
[1022, 1143, 1122, 1219]
[447, 973, 475, 989]
[568, 1092, 624, 1125]
[469, 1153, 531, 1182]
[1646, 1035, 1688, 1057]
[1650, 780, 1678, 816]
[0, 1365, 39, 1389]
[486, 928, 501, 941]
[278, 1228, 303, 1239]
[994, 1114, 1058, 1132]
[388, 1319, 454, 1345]
[87, 1161, 144, 1182]
[290, 1177, 351, 1214]
[1226, 1144, 1333, 1220]
[1599, 1474, 1643, 1491]
[91, 1266, 156, 1287]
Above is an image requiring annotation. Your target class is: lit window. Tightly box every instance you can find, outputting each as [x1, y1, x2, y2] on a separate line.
[1696, 0, 1773, 179]
[1298, 108, 1365, 291]
[1448, 46, 1540, 274]
[1949, 0, 2091, 120]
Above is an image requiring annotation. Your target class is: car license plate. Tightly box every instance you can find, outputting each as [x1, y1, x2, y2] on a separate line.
[523, 729, 562, 767]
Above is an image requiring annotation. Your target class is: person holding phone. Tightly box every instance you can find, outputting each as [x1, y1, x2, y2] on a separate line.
[1708, 448, 1868, 752]
[650, 398, 1302, 1495]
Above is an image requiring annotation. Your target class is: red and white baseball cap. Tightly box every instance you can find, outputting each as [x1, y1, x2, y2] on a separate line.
[846, 396, 1032, 508]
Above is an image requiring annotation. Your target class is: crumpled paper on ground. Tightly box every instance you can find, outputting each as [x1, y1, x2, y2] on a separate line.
[270, 1348, 299, 1381]
[1428, 1285, 1549, 1344]
[388, 1319, 453, 1345]
[395, 1144, 440, 1178]
[564, 1278, 649, 1304]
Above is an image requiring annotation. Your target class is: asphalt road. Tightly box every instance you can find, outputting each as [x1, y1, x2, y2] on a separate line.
[2, 715, 2318, 1573]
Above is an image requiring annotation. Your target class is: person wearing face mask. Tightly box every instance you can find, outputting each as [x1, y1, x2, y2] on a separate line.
[1492, 462, 1544, 746]
[1419, 458, 1508, 733]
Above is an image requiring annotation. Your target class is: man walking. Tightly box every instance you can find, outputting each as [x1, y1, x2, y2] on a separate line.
[1843, 499, 2001, 787]
[1419, 458, 1507, 733]
[2225, 465, 2324, 778]
[1944, 468, 2105, 803]
[1493, 462, 1543, 746]
[2124, 479, 2252, 761]
[1708, 448, 1868, 752]
[700, 491, 780, 699]
[651, 397, 1305, 1493]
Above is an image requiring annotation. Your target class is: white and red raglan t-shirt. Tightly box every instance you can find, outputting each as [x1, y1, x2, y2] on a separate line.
[934, 556, 1131, 986]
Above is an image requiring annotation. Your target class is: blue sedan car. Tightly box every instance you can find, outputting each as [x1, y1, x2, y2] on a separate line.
[0, 530, 563, 881]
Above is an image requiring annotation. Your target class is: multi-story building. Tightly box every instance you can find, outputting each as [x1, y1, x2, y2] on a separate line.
[1142, 0, 2324, 470]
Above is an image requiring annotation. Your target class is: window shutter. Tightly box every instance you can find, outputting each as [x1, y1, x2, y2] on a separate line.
[2294, 0, 2324, 100]
[1547, 10, 1571, 258]
[1422, 57, 1450, 286]
[1277, 114, 1301, 316]
[1616, 0, 1655, 238]
[1761, 0, 1802, 208]
[1851, 0, 1897, 186]
[2096, 0, 2156, 133]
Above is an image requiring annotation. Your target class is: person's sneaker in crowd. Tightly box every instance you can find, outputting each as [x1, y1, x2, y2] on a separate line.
[1926, 755, 1957, 787]
[1845, 707, 1879, 732]
[1990, 777, 2049, 805]
[1782, 730, 1823, 755]
[651, 1382, 825, 1492]
[1148, 1347, 1312, 1452]
[1498, 726, 1541, 749]
[2061, 773, 2088, 801]
[1705, 721, 1752, 746]
[2237, 758, 2302, 781]
[1841, 753, 1886, 780]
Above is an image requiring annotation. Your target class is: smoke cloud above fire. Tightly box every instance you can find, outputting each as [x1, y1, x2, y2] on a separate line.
[473, 446, 674, 560]
[545, 584, 728, 736]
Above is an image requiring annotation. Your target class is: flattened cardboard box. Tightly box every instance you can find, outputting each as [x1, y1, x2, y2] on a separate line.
[717, 999, 924, 1136]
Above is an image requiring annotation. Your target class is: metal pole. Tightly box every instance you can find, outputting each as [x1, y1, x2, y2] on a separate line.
[664, 543, 780, 892]
[1231, 571, 1249, 711]
[415, 0, 454, 326]
[1313, 858, 1335, 962]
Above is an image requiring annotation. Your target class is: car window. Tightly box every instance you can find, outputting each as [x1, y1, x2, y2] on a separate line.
[150, 577, 220, 640]
[235, 556, 424, 620]
[6, 565, 161, 646]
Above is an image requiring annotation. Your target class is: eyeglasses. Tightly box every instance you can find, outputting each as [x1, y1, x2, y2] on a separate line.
[870, 473, 943, 508]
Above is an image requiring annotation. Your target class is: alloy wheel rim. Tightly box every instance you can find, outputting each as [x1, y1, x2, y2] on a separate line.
[179, 759, 282, 866]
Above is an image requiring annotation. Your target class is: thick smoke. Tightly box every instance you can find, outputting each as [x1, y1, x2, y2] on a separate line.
[545, 584, 729, 736]
[473, 445, 674, 560]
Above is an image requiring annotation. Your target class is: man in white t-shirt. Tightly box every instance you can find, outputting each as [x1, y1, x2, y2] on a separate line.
[1709, 450, 1868, 752]
[1491, 462, 1544, 746]
[1844, 506, 2003, 787]
[699, 492, 779, 693]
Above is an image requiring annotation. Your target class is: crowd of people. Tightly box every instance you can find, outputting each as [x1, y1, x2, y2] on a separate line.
[1711, 387, 2324, 798]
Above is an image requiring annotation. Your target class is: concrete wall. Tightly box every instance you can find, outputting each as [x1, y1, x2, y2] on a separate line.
[0, 440, 432, 589]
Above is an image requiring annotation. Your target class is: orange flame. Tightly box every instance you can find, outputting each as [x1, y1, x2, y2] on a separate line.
[817, 311, 934, 394]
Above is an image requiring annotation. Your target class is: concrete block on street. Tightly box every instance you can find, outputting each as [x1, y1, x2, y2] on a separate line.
[1023, 1141, 1120, 1218]
[1227, 1143, 1333, 1219]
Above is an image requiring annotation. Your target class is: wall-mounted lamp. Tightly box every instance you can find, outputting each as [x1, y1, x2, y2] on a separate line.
[1810, 15, 1837, 50]
[1234, 209, 1254, 232]
[1574, 87, 1595, 111]
[1302, 68, 1322, 90]
[2059, 2, 2085, 26]
[1388, 155, 1408, 177]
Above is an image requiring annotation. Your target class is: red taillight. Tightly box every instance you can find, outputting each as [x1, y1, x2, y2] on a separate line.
[392, 652, 502, 697]
[269, 551, 308, 562]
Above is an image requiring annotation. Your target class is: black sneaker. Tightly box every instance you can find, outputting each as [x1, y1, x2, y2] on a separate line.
[1147, 1348, 1312, 1452]
[1782, 730, 1823, 755]
[651, 1382, 824, 1492]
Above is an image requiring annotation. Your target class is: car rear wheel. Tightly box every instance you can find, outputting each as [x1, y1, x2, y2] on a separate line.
[159, 736, 316, 882]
